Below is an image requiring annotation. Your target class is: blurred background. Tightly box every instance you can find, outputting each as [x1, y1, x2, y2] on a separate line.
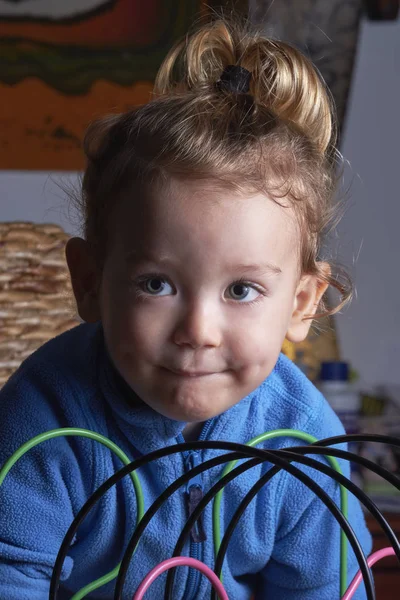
[0, 0, 399, 593]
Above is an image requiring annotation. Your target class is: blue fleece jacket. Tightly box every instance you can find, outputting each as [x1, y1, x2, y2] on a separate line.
[0, 322, 371, 599]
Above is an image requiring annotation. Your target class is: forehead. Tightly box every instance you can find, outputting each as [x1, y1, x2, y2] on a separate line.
[112, 178, 299, 266]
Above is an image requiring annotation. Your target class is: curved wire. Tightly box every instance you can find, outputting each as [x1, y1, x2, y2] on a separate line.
[164, 448, 374, 600]
[50, 435, 400, 599]
[74, 433, 400, 598]
[212, 446, 400, 600]
[213, 429, 348, 596]
[314, 433, 400, 448]
[0, 427, 145, 600]
[132, 557, 229, 600]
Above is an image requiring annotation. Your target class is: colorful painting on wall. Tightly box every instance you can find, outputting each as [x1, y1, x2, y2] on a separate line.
[0, 0, 206, 170]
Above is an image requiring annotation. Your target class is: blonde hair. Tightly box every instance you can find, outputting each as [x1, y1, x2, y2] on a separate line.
[77, 17, 352, 318]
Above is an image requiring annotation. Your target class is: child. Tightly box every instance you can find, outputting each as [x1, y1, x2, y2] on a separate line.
[0, 17, 371, 600]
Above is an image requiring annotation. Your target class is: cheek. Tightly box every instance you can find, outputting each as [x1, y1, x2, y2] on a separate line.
[228, 305, 291, 365]
[228, 321, 270, 367]
[105, 297, 169, 358]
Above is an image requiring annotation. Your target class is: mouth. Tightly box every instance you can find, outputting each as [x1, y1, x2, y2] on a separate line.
[165, 368, 217, 378]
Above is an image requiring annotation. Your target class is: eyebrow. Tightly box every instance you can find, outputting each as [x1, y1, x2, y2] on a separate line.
[126, 252, 282, 276]
[229, 263, 282, 276]
[126, 251, 172, 266]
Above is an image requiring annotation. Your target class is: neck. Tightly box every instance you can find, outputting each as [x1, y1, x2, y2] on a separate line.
[182, 422, 205, 442]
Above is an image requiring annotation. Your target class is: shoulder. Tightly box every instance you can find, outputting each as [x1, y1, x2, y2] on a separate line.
[23, 321, 101, 376]
[0, 323, 107, 525]
[258, 353, 346, 440]
[220, 353, 345, 451]
[0, 322, 104, 456]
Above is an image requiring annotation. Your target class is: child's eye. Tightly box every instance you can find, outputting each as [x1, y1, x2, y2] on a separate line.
[138, 276, 174, 296]
[227, 281, 263, 303]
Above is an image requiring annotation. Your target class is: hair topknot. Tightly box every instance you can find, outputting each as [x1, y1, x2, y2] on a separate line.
[154, 18, 336, 155]
[74, 16, 351, 319]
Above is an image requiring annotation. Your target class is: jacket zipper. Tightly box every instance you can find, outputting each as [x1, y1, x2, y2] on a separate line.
[177, 418, 213, 600]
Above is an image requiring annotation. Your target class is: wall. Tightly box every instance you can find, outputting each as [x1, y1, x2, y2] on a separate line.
[0, 171, 80, 236]
[1, 16, 400, 388]
[335, 16, 400, 388]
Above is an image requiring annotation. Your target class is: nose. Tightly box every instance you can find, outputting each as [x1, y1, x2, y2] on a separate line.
[172, 298, 222, 349]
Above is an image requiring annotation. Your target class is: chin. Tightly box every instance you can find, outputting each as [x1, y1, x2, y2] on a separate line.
[155, 397, 226, 423]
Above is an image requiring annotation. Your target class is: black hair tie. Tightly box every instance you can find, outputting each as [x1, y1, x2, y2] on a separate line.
[217, 64, 252, 94]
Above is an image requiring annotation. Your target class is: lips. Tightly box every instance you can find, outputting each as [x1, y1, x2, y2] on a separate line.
[166, 368, 216, 377]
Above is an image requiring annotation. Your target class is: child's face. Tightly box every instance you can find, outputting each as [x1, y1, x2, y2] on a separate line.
[70, 178, 324, 422]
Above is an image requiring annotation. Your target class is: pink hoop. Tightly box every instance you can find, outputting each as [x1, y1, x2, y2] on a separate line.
[132, 556, 229, 600]
[341, 547, 395, 600]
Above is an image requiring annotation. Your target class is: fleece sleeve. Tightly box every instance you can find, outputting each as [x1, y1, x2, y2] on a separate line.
[255, 404, 373, 600]
[0, 360, 92, 600]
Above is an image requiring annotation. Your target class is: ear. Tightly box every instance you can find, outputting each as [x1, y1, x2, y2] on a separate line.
[65, 237, 102, 323]
[285, 264, 330, 343]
